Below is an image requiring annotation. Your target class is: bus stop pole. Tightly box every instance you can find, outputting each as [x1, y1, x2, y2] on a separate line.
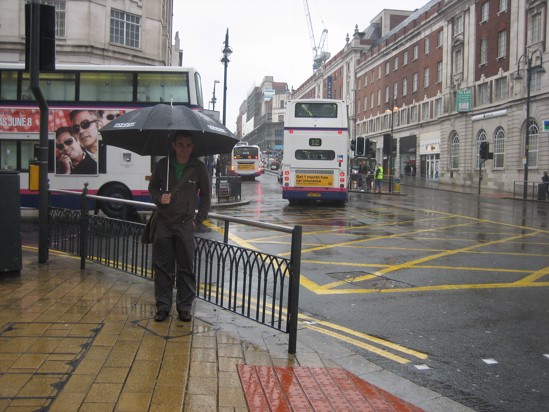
[29, 0, 50, 263]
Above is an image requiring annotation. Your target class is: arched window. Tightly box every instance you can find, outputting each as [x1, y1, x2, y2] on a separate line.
[527, 120, 539, 168]
[476, 129, 487, 168]
[449, 132, 459, 169]
[493, 126, 505, 168]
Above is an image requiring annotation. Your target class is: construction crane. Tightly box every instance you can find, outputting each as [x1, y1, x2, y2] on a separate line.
[303, 0, 331, 71]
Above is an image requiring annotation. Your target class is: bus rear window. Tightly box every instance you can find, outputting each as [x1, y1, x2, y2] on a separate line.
[233, 147, 258, 159]
[295, 103, 338, 118]
[295, 150, 335, 160]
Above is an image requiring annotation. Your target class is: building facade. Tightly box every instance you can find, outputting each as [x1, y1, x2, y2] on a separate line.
[0, 0, 180, 66]
[237, 76, 290, 155]
[292, 0, 548, 193]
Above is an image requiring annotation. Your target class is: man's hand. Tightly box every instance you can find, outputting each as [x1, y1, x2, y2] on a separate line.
[160, 193, 172, 205]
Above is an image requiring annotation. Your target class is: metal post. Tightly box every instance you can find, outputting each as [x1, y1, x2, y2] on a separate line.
[287, 225, 302, 355]
[221, 29, 232, 126]
[80, 183, 89, 270]
[211, 80, 220, 111]
[29, 0, 50, 264]
[523, 58, 531, 199]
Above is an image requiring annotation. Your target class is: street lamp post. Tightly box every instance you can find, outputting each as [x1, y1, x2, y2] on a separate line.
[385, 99, 399, 186]
[513, 49, 545, 199]
[221, 29, 232, 126]
[211, 80, 220, 111]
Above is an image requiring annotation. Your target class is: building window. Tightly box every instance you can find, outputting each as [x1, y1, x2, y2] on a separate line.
[495, 77, 508, 101]
[424, 67, 430, 88]
[450, 133, 459, 169]
[527, 120, 539, 168]
[402, 78, 408, 96]
[403, 50, 408, 65]
[477, 82, 490, 105]
[385, 62, 390, 75]
[393, 82, 398, 99]
[377, 89, 381, 106]
[410, 105, 418, 122]
[494, 126, 506, 168]
[110, 9, 141, 48]
[476, 129, 487, 168]
[531, 71, 542, 91]
[499, 0, 507, 13]
[437, 61, 443, 83]
[400, 108, 408, 125]
[43, 1, 66, 37]
[371, 93, 375, 108]
[413, 45, 419, 60]
[438, 30, 443, 47]
[481, 2, 489, 22]
[364, 96, 368, 111]
[378, 66, 382, 79]
[370, 70, 375, 84]
[497, 30, 507, 58]
[480, 38, 488, 65]
[434, 98, 442, 117]
[530, 12, 543, 45]
[425, 37, 430, 54]
[394, 56, 399, 71]
[421, 102, 430, 121]
[412, 73, 418, 92]
[454, 14, 464, 36]
[454, 48, 463, 74]
[385, 86, 390, 103]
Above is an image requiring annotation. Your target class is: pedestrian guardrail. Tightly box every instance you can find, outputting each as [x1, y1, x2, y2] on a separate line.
[513, 181, 548, 200]
[47, 185, 302, 353]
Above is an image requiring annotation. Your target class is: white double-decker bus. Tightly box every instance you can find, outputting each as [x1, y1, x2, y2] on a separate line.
[229, 143, 262, 179]
[0, 63, 203, 217]
[281, 99, 350, 204]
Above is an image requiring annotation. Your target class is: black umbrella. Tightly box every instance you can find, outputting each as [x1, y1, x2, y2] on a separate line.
[99, 104, 239, 157]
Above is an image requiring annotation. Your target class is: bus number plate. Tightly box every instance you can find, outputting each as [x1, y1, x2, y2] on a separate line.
[295, 174, 333, 186]
[238, 164, 254, 170]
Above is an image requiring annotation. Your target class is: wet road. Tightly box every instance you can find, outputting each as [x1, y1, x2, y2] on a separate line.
[210, 172, 549, 412]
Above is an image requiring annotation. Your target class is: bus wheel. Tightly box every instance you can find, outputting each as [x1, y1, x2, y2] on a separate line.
[98, 183, 132, 219]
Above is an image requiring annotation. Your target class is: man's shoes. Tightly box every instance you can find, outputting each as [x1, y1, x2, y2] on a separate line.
[154, 310, 170, 322]
[178, 310, 192, 322]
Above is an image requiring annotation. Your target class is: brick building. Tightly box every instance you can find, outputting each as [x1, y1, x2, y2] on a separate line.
[292, 0, 548, 193]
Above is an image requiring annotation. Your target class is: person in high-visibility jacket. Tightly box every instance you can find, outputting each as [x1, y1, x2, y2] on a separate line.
[374, 163, 383, 193]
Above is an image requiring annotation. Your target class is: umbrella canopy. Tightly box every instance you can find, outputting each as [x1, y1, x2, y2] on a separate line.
[99, 104, 239, 157]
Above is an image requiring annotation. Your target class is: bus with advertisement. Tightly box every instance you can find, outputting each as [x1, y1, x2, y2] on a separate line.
[0, 63, 203, 217]
[280, 99, 350, 204]
[229, 142, 262, 179]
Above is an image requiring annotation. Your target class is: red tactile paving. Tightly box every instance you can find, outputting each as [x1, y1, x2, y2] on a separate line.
[238, 365, 424, 412]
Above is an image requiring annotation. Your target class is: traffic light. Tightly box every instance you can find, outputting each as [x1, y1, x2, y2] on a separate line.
[350, 138, 356, 152]
[356, 137, 365, 155]
[479, 142, 489, 160]
[365, 138, 371, 155]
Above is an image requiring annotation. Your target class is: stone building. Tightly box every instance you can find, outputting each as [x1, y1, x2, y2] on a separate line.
[0, 0, 180, 66]
[292, 0, 548, 193]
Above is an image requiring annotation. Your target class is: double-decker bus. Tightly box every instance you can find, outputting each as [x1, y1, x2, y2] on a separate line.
[0, 63, 203, 217]
[280, 99, 350, 204]
[229, 143, 262, 179]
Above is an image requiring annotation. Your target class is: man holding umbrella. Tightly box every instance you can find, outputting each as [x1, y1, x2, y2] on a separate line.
[148, 132, 211, 322]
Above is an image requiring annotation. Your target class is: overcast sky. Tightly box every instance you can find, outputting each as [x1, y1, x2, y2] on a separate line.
[173, 0, 427, 132]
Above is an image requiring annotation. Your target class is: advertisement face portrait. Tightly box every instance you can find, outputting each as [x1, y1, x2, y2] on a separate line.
[55, 126, 97, 175]
[70, 110, 100, 159]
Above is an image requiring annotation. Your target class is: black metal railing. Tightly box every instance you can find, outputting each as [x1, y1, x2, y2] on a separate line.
[47, 186, 302, 353]
[513, 181, 548, 200]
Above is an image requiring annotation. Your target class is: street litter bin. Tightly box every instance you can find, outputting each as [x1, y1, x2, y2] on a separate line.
[393, 178, 401, 193]
[227, 175, 241, 200]
[538, 183, 547, 200]
[216, 177, 230, 200]
[0, 170, 22, 276]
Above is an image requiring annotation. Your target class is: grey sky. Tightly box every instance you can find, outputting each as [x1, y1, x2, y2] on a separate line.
[173, 0, 427, 131]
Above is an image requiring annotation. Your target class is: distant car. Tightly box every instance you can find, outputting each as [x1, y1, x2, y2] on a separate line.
[270, 161, 280, 170]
